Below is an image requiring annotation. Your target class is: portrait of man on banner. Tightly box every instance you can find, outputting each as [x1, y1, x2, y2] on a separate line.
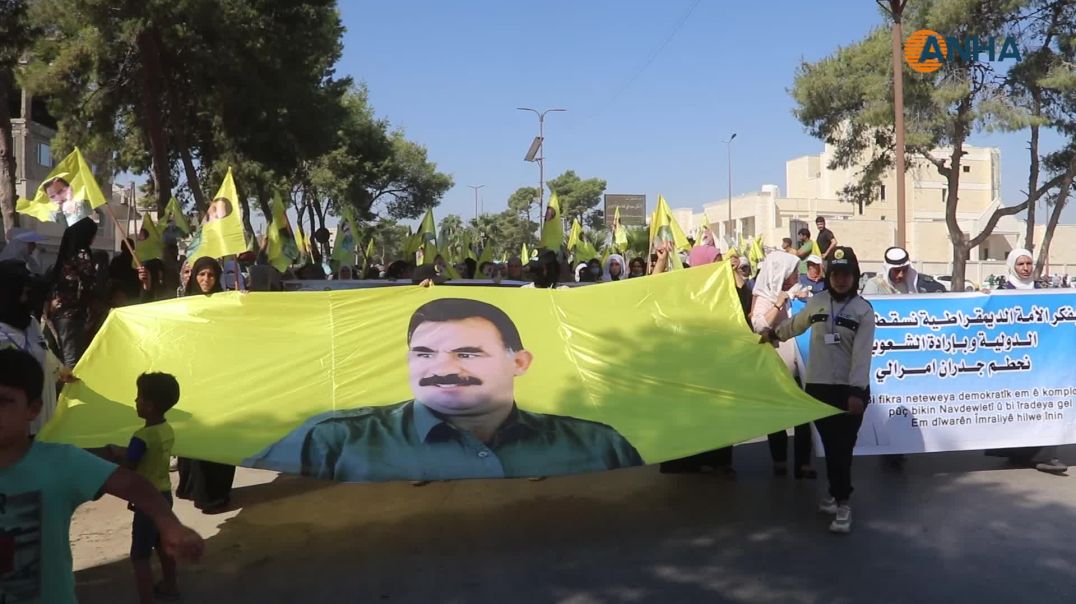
[206, 197, 234, 222]
[248, 298, 643, 481]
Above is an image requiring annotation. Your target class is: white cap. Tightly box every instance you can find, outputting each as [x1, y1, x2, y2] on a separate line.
[806, 254, 823, 265]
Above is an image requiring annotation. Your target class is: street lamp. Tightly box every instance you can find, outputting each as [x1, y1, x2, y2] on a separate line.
[724, 133, 737, 240]
[518, 107, 566, 225]
[468, 184, 486, 221]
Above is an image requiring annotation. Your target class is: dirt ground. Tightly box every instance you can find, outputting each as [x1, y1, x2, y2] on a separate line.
[71, 442, 1076, 604]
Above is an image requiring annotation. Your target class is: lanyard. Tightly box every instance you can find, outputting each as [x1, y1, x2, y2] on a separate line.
[829, 298, 853, 334]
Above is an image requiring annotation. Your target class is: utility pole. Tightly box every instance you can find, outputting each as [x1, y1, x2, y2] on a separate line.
[517, 107, 566, 225]
[881, 0, 909, 248]
[724, 133, 737, 240]
[468, 184, 485, 221]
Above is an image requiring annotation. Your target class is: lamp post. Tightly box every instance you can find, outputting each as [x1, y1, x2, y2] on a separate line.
[517, 107, 566, 225]
[467, 184, 485, 221]
[724, 133, 737, 240]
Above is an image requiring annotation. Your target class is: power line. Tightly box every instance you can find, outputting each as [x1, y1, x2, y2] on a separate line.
[592, 0, 703, 115]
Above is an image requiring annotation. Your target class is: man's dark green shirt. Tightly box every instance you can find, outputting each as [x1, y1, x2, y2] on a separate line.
[248, 400, 643, 482]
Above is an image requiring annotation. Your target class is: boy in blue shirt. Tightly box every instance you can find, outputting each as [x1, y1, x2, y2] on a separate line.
[0, 349, 203, 603]
[101, 373, 182, 603]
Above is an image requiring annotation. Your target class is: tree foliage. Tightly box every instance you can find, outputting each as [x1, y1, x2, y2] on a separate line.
[546, 170, 607, 229]
[12, 0, 452, 245]
[790, 0, 1076, 288]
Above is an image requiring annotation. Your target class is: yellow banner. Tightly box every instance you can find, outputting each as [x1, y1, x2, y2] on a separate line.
[40, 263, 835, 482]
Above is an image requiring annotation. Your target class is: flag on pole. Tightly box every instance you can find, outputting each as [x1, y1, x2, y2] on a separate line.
[16, 147, 108, 224]
[133, 213, 163, 265]
[539, 192, 564, 250]
[520, 242, 530, 264]
[187, 168, 247, 260]
[162, 196, 191, 235]
[613, 206, 629, 251]
[266, 193, 300, 272]
[331, 207, 360, 267]
[567, 218, 583, 251]
[416, 208, 438, 265]
[650, 195, 690, 270]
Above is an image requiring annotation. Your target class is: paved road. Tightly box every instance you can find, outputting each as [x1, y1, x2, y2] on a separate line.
[73, 442, 1076, 604]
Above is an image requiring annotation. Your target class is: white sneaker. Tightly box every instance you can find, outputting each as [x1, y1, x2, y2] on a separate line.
[1035, 458, 1068, 474]
[830, 505, 852, 533]
[818, 497, 838, 514]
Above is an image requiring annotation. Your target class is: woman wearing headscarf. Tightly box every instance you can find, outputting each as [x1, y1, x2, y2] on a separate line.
[47, 217, 99, 368]
[1001, 248, 1037, 290]
[575, 262, 592, 283]
[1, 261, 72, 435]
[174, 257, 238, 513]
[687, 229, 720, 268]
[602, 254, 627, 282]
[984, 249, 1066, 474]
[750, 251, 815, 479]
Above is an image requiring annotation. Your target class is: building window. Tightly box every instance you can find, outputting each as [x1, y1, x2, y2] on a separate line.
[879, 184, 886, 201]
[36, 143, 51, 167]
[941, 188, 948, 202]
[962, 165, 970, 173]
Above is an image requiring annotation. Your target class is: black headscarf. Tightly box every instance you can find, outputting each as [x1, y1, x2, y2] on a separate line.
[51, 217, 97, 284]
[184, 257, 223, 296]
[0, 261, 32, 330]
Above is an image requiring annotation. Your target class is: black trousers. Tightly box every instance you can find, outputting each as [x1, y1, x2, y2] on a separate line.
[176, 458, 235, 508]
[766, 424, 812, 468]
[807, 383, 866, 502]
[52, 314, 86, 368]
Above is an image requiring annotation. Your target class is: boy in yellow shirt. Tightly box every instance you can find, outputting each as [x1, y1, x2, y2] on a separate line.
[104, 373, 181, 603]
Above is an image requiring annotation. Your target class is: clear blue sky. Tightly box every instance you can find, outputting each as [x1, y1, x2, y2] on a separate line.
[336, 0, 1073, 225]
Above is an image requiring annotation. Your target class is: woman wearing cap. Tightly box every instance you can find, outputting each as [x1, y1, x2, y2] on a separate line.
[764, 246, 875, 534]
[983, 249, 1067, 475]
[750, 251, 816, 479]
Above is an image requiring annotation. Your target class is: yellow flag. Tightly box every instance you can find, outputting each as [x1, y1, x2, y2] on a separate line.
[187, 168, 247, 260]
[16, 147, 108, 224]
[133, 213, 163, 265]
[539, 192, 564, 250]
[520, 242, 530, 264]
[162, 196, 191, 235]
[651, 195, 690, 270]
[613, 206, 628, 250]
[267, 194, 300, 272]
[416, 209, 438, 264]
[567, 218, 582, 251]
[331, 209, 359, 266]
[811, 239, 823, 257]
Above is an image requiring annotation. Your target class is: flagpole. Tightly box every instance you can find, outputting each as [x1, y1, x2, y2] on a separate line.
[104, 203, 141, 267]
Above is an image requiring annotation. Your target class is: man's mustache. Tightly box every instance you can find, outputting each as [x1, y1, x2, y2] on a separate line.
[419, 374, 483, 387]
